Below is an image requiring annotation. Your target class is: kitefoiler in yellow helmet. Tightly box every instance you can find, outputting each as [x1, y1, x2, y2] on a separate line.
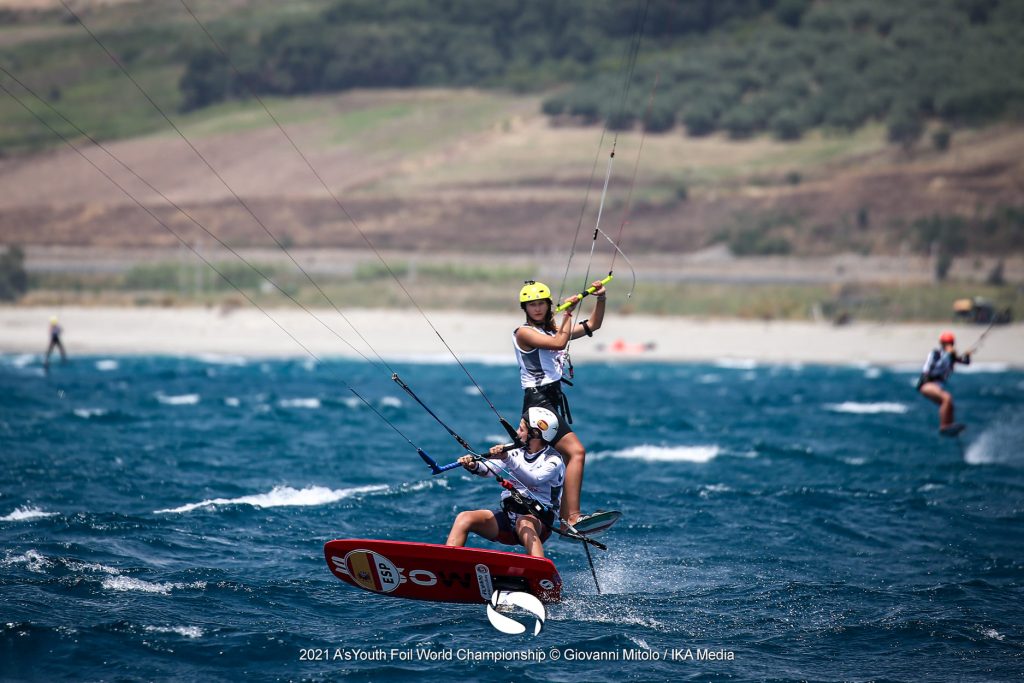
[513, 278, 608, 526]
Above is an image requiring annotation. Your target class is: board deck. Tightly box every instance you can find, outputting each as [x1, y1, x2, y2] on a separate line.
[559, 510, 622, 542]
[939, 423, 966, 437]
[324, 539, 562, 604]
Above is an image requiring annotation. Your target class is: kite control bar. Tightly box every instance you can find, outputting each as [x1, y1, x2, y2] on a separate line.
[555, 274, 614, 312]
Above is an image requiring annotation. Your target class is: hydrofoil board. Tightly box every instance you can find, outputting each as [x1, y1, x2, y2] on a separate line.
[324, 539, 561, 604]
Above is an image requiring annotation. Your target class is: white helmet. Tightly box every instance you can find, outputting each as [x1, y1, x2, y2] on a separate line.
[525, 407, 559, 442]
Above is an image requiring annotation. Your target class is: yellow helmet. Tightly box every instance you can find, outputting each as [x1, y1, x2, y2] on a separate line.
[519, 280, 551, 303]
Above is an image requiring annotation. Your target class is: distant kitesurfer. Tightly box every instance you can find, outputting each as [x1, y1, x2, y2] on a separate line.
[917, 331, 971, 436]
[514, 279, 607, 526]
[446, 408, 566, 558]
[44, 316, 66, 370]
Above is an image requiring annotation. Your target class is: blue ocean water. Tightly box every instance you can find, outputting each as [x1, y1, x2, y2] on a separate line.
[2, 352, 1022, 682]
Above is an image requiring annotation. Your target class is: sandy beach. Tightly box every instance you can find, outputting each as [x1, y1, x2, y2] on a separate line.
[1, 306, 1020, 368]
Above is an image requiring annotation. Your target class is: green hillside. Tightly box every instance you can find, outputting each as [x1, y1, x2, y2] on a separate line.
[3, 0, 1023, 153]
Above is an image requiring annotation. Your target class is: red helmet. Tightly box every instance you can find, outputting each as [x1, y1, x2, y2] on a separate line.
[939, 331, 955, 344]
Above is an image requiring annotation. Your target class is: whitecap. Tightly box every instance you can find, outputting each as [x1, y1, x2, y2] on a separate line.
[594, 445, 720, 463]
[341, 396, 363, 409]
[144, 625, 204, 639]
[714, 358, 758, 369]
[155, 483, 389, 514]
[1, 549, 52, 572]
[10, 354, 36, 368]
[73, 408, 108, 419]
[697, 374, 721, 384]
[101, 577, 205, 594]
[95, 359, 119, 371]
[156, 393, 200, 406]
[278, 398, 321, 409]
[699, 484, 732, 498]
[824, 402, 908, 414]
[194, 354, 248, 366]
[958, 362, 1009, 374]
[463, 386, 483, 396]
[965, 419, 1024, 466]
[864, 367, 882, 379]
[224, 397, 240, 407]
[1, 506, 58, 522]
[379, 396, 402, 408]
[64, 559, 120, 575]
[980, 628, 1005, 641]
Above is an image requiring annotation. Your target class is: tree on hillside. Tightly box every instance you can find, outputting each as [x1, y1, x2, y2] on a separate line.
[886, 105, 924, 149]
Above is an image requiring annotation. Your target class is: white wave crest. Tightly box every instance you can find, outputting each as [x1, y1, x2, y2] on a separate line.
[380, 396, 402, 408]
[714, 358, 758, 369]
[825, 402, 908, 414]
[1, 506, 58, 522]
[1, 549, 52, 571]
[95, 359, 119, 371]
[101, 576, 206, 594]
[155, 484, 389, 514]
[224, 397, 240, 407]
[965, 419, 1024, 466]
[156, 393, 200, 406]
[73, 407, 108, 419]
[595, 445, 721, 463]
[10, 354, 36, 368]
[144, 625, 204, 638]
[958, 362, 1009, 374]
[278, 398, 321, 409]
[64, 559, 120, 575]
[194, 354, 248, 366]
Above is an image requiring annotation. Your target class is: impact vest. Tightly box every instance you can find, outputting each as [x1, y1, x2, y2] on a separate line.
[513, 326, 565, 389]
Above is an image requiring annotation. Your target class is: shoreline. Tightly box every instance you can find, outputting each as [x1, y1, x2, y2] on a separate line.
[2, 306, 1021, 368]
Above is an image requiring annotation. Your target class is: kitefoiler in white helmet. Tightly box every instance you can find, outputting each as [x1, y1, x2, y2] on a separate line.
[446, 408, 566, 558]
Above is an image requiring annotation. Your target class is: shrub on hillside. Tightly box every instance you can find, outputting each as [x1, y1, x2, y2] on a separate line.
[643, 101, 677, 132]
[0, 245, 28, 301]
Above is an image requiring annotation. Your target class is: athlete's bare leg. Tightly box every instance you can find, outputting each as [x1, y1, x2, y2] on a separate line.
[919, 382, 955, 428]
[446, 510, 500, 547]
[554, 432, 586, 524]
[515, 516, 546, 558]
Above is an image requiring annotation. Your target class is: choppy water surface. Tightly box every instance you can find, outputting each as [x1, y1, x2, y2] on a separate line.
[2, 354, 1022, 681]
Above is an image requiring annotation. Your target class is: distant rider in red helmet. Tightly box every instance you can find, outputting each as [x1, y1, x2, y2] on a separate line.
[917, 331, 971, 436]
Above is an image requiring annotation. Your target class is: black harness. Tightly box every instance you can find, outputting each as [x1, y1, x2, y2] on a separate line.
[524, 379, 573, 424]
[500, 483, 556, 528]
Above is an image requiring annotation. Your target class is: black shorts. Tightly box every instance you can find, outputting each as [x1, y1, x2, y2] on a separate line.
[521, 381, 573, 445]
[493, 509, 553, 546]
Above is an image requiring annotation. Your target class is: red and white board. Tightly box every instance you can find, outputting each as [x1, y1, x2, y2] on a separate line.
[324, 539, 562, 604]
